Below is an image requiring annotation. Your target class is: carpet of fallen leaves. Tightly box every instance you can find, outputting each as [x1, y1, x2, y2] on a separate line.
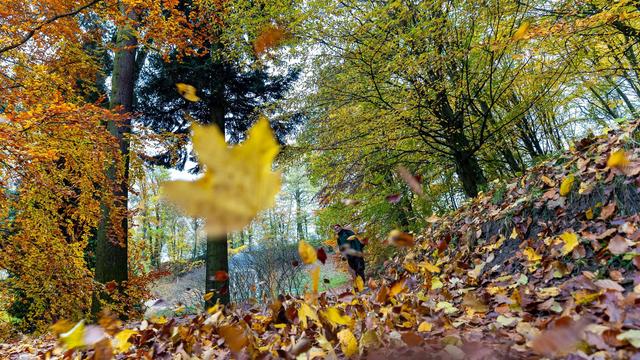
[3, 122, 640, 359]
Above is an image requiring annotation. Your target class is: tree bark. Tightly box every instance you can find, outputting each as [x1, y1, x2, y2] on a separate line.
[453, 151, 487, 198]
[205, 51, 230, 307]
[93, 15, 136, 314]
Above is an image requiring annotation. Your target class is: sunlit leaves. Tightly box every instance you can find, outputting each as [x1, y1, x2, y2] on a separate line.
[161, 118, 281, 236]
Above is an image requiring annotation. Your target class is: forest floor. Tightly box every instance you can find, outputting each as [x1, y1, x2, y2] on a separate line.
[2, 122, 640, 359]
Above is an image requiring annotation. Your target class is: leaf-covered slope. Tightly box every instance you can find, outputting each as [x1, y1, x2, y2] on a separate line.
[383, 120, 640, 357]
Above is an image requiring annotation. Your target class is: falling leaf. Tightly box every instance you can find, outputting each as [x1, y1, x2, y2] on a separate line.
[559, 231, 579, 256]
[386, 193, 402, 203]
[298, 240, 317, 264]
[317, 247, 328, 264]
[512, 22, 530, 41]
[418, 321, 433, 332]
[388, 230, 414, 247]
[113, 329, 138, 353]
[559, 174, 575, 196]
[355, 275, 364, 292]
[607, 150, 629, 169]
[531, 318, 588, 357]
[401, 331, 423, 346]
[162, 118, 281, 236]
[337, 329, 358, 357]
[59, 320, 86, 350]
[214, 270, 229, 282]
[253, 25, 287, 55]
[397, 166, 423, 195]
[176, 83, 201, 102]
[219, 325, 248, 352]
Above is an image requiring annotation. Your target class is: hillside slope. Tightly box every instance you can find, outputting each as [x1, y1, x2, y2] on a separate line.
[2, 122, 640, 359]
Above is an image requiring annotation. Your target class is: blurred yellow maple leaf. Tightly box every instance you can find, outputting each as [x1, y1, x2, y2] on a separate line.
[162, 118, 281, 236]
[59, 320, 86, 350]
[607, 150, 629, 169]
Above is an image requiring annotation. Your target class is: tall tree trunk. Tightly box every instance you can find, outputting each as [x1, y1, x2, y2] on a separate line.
[93, 14, 136, 314]
[205, 52, 230, 307]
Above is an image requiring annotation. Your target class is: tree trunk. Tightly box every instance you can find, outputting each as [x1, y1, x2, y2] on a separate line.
[93, 14, 136, 315]
[453, 151, 487, 198]
[205, 51, 230, 307]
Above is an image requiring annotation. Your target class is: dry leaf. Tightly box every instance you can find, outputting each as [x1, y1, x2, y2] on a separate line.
[162, 118, 281, 236]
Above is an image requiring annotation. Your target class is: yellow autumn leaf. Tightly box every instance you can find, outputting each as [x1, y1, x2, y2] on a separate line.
[161, 118, 281, 236]
[337, 328, 358, 357]
[389, 278, 407, 297]
[419, 260, 440, 273]
[512, 21, 530, 41]
[204, 292, 214, 301]
[113, 329, 138, 353]
[404, 260, 418, 273]
[559, 174, 575, 196]
[523, 247, 541, 262]
[323, 307, 353, 328]
[431, 277, 443, 290]
[607, 150, 629, 169]
[585, 208, 594, 220]
[418, 321, 433, 332]
[559, 231, 579, 256]
[355, 275, 364, 292]
[298, 240, 317, 264]
[59, 320, 85, 350]
[298, 302, 319, 329]
[176, 83, 201, 102]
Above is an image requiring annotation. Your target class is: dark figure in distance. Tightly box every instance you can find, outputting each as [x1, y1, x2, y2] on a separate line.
[333, 224, 366, 282]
